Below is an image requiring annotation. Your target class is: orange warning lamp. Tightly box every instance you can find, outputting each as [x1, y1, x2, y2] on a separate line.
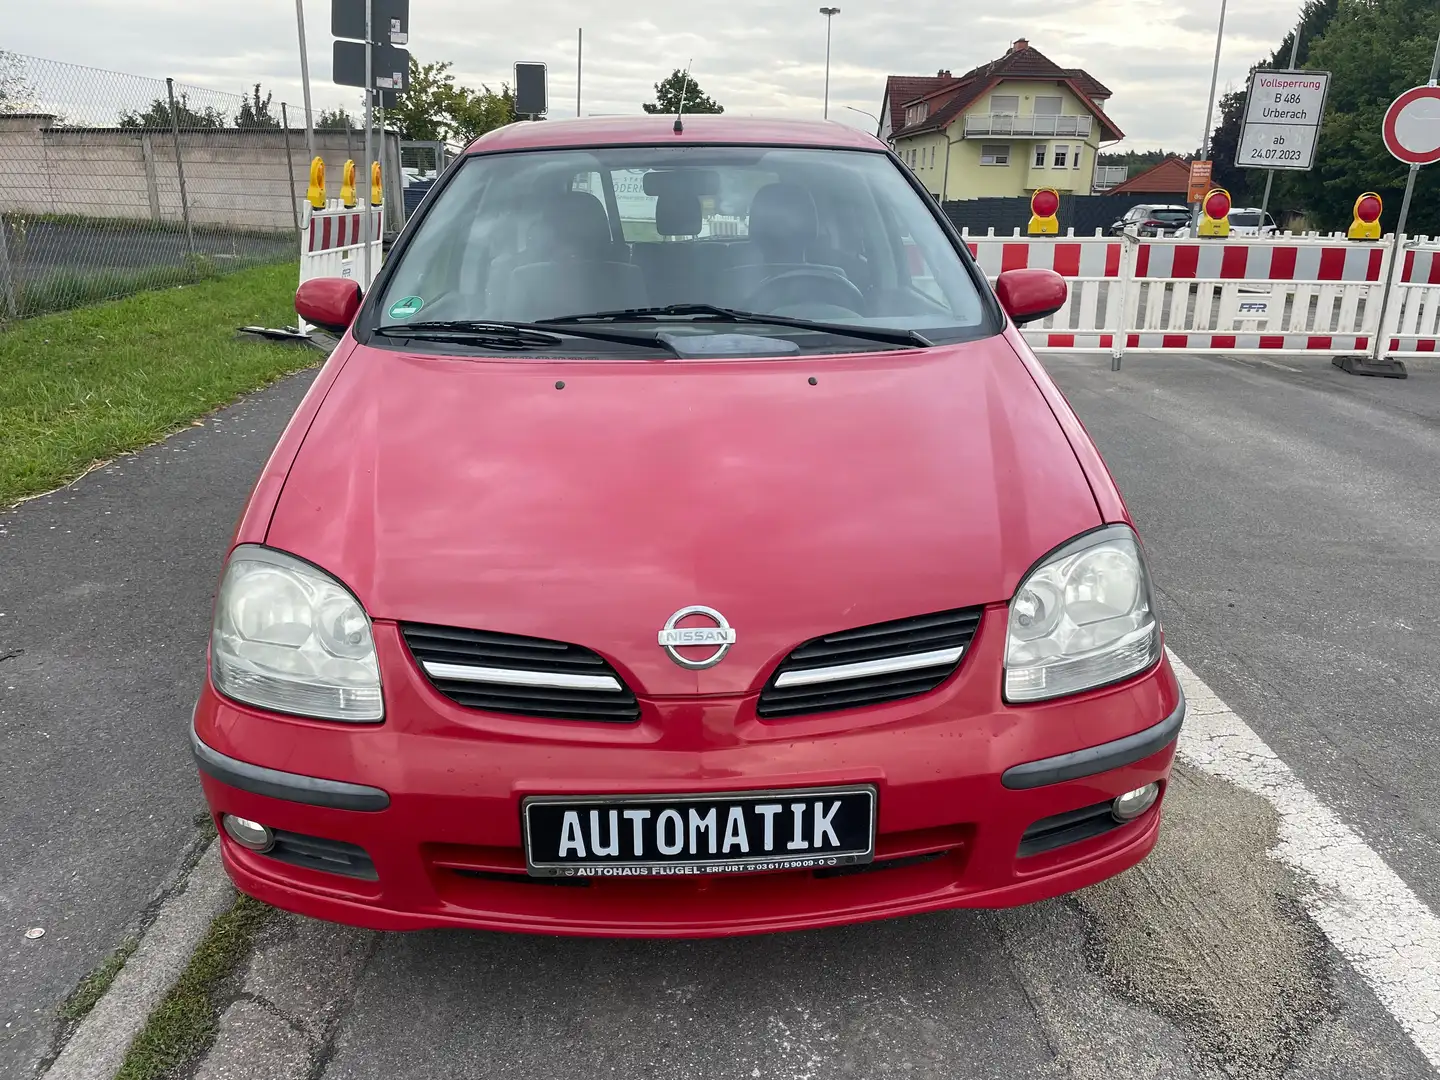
[340, 159, 357, 208]
[306, 156, 326, 209]
[1028, 187, 1060, 235]
[371, 161, 383, 206]
[1349, 192, 1383, 241]
[1198, 187, 1231, 238]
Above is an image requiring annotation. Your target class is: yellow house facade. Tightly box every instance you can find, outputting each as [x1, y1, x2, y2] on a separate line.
[882, 41, 1125, 203]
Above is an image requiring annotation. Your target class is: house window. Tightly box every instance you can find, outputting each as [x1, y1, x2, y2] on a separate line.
[1052, 146, 1068, 168]
[1034, 144, 1047, 168]
[1034, 95, 1063, 115]
[990, 94, 1019, 115]
[905, 102, 929, 126]
[981, 144, 1010, 166]
[1073, 144, 1083, 169]
[929, 145, 935, 168]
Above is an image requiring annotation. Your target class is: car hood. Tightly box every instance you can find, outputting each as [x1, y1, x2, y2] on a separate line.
[265, 340, 1101, 696]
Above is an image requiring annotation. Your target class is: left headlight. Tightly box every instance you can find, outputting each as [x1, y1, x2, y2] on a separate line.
[1004, 525, 1160, 703]
[210, 545, 383, 722]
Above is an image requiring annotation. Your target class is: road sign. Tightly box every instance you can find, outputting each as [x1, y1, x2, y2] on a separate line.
[1186, 160, 1213, 203]
[1382, 85, 1440, 166]
[334, 40, 409, 90]
[515, 62, 548, 117]
[1237, 69, 1330, 171]
[332, 0, 409, 43]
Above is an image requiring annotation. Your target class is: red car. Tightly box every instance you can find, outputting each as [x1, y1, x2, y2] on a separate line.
[192, 116, 1183, 937]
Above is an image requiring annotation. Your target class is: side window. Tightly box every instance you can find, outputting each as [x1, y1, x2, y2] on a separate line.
[1034, 145, 1047, 168]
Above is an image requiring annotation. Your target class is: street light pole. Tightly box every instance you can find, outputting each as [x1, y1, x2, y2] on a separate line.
[819, 7, 840, 119]
[1191, 0, 1228, 234]
[295, 0, 316, 160]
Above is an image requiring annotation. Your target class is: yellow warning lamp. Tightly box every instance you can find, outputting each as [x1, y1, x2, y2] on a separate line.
[306, 156, 326, 209]
[371, 161, 383, 206]
[1348, 192, 1383, 241]
[1197, 188, 1231, 238]
[1028, 187, 1060, 236]
[340, 159, 358, 208]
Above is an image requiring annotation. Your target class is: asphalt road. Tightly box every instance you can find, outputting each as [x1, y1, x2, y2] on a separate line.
[0, 372, 317, 1077]
[4, 349, 1439, 1078]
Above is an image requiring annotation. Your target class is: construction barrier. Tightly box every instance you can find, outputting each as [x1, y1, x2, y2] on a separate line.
[296, 200, 383, 334]
[956, 227, 1440, 364]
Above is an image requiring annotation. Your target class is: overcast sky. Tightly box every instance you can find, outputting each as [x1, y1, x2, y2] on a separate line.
[12, 0, 1307, 149]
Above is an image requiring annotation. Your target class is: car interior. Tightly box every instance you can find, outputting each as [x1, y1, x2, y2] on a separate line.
[413, 150, 982, 331]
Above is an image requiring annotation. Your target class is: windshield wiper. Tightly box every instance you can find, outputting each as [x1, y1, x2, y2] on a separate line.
[542, 304, 933, 349]
[374, 319, 681, 355]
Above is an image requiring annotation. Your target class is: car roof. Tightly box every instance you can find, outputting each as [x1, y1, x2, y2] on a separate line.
[465, 115, 888, 155]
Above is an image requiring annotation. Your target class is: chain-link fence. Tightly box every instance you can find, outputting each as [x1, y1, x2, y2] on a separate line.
[0, 52, 404, 321]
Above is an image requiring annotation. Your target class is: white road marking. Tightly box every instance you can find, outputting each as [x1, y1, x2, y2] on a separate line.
[1170, 649, 1440, 1069]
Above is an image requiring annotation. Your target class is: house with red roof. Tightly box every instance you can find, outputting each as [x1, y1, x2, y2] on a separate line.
[879, 40, 1125, 202]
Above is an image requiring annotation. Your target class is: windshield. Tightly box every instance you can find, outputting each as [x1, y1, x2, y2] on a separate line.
[371, 145, 992, 353]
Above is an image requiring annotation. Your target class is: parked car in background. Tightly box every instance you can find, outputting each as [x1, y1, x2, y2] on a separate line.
[1172, 208, 1280, 239]
[1108, 204, 1191, 237]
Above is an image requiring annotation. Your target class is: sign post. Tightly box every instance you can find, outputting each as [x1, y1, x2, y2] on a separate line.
[332, 0, 409, 289]
[1335, 37, 1440, 378]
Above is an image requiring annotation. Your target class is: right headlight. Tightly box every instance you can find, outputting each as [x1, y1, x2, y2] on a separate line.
[210, 545, 383, 723]
[1004, 525, 1160, 703]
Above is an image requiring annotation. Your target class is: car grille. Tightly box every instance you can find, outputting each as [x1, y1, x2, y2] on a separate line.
[756, 607, 984, 719]
[400, 622, 640, 722]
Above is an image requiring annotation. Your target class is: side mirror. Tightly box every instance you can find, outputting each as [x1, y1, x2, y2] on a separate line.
[296, 277, 363, 334]
[995, 269, 1067, 327]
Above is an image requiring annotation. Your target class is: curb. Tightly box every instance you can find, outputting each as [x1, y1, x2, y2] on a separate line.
[43, 841, 233, 1080]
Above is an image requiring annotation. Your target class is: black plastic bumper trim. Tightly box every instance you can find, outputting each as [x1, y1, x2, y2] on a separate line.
[1001, 688, 1186, 790]
[190, 725, 391, 812]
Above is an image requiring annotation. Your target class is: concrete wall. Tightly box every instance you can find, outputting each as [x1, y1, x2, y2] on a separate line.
[0, 116, 404, 233]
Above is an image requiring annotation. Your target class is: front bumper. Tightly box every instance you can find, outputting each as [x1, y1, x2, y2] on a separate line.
[194, 615, 1183, 937]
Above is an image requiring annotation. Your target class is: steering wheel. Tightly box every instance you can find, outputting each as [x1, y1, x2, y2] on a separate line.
[743, 269, 865, 313]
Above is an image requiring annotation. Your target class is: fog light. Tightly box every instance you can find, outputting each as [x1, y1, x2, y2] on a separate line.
[222, 814, 274, 852]
[1111, 783, 1160, 822]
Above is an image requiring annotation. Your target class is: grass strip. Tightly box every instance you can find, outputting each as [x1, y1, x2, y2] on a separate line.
[0, 260, 315, 506]
[58, 937, 141, 1025]
[114, 895, 272, 1080]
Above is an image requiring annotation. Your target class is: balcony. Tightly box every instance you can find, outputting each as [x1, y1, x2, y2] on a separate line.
[964, 113, 1093, 138]
[1092, 165, 1129, 191]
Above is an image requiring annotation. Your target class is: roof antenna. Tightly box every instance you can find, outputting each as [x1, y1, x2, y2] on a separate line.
[673, 59, 693, 134]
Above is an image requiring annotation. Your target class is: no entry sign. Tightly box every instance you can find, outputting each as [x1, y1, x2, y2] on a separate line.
[1382, 86, 1440, 167]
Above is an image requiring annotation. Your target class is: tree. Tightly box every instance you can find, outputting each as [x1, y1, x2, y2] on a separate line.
[642, 70, 724, 115]
[236, 83, 280, 129]
[1274, 0, 1440, 233]
[389, 56, 459, 141]
[1208, 89, 1252, 203]
[118, 93, 226, 129]
[450, 83, 516, 144]
[316, 107, 359, 130]
[0, 50, 37, 114]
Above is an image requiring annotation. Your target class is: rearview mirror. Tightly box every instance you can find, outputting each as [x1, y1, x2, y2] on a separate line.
[296, 278, 363, 335]
[995, 269, 1067, 327]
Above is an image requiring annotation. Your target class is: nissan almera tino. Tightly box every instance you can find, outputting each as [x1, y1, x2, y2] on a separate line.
[192, 116, 1184, 936]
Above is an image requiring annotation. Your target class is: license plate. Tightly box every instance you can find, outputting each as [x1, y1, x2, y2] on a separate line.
[523, 786, 876, 878]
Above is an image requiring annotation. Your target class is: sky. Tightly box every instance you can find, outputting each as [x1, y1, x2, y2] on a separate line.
[10, 0, 1310, 150]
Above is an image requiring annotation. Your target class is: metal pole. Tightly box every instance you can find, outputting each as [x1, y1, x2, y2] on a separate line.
[1259, 16, 1304, 222]
[296, 0, 316, 160]
[0, 216, 18, 318]
[362, 0, 374, 287]
[1368, 26, 1440, 362]
[281, 102, 300, 238]
[577, 29, 583, 117]
[1191, 0, 1228, 233]
[823, 13, 833, 119]
[165, 78, 198, 259]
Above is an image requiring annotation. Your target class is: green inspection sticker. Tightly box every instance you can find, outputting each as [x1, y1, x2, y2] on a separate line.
[388, 295, 424, 319]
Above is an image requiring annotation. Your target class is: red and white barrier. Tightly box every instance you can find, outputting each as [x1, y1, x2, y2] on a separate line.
[297, 201, 384, 334]
[956, 228, 1440, 362]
